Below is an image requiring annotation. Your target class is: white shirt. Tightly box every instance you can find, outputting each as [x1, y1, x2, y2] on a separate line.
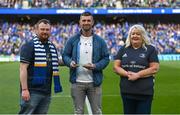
[76, 35, 93, 83]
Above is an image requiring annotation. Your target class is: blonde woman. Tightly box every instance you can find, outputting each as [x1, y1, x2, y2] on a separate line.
[114, 24, 159, 114]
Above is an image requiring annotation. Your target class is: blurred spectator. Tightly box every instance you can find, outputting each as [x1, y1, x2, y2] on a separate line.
[0, 21, 179, 59]
[0, 0, 179, 8]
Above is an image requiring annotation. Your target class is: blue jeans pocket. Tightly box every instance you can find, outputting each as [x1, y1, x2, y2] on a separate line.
[19, 101, 34, 114]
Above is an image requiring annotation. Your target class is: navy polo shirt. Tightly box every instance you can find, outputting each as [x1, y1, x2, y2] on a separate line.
[20, 39, 52, 95]
[115, 45, 159, 96]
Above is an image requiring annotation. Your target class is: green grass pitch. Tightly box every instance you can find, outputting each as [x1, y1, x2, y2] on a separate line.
[0, 61, 180, 114]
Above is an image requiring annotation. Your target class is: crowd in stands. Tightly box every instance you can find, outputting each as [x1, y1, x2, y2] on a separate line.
[0, 0, 179, 9]
[0, 21, 179, 59]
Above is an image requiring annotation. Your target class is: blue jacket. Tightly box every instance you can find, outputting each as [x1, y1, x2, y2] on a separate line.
[62, 32, 110, 86]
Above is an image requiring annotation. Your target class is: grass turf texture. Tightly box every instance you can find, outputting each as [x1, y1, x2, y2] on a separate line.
[0, 61, 179, 114]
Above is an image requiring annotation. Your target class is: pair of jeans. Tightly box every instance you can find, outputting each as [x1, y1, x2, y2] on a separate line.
[71, 82, 102, 114]
[121, 94, 153, 114]
[19, 91, 51, 114]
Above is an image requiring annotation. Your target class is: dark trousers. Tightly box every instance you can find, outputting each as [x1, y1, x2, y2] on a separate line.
[121, 94, 153, 114]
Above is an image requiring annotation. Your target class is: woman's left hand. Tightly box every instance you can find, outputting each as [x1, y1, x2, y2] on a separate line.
[127, 71, 140, 81]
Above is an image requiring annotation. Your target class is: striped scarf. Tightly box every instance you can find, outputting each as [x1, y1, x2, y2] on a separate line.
[33, 37, 62, 93]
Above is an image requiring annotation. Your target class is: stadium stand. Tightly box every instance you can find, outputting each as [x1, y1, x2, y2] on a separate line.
[0, 0, 179, 8]
[0, 0, 179, 60]
[0, 21, 179, 58]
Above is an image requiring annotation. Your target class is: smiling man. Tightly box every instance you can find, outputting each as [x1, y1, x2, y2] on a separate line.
[19, 19, 62, 114]
[63, 12, 109, 114]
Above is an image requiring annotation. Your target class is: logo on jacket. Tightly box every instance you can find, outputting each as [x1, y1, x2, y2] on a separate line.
[122, 53, 127, 57]
[139, 53, 145, 58]
[130, 61, 136, 64]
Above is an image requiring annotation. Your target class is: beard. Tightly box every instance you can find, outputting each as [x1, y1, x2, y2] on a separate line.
[39, 34, 49, 42]
[82, 25, 92, 32]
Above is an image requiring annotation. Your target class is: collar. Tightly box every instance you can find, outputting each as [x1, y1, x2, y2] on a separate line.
[79, 29, 94, 37]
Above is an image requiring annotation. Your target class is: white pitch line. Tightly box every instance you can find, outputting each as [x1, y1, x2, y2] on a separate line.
[52, 94, 119, 98]
[52, 95, 71, 98]
[85, 96, 93, 115]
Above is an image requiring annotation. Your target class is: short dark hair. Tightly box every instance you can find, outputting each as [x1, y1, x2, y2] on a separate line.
[80, 11, 94, 21]
[80, 11, 93, 17]
[36, 19, 51, 26]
